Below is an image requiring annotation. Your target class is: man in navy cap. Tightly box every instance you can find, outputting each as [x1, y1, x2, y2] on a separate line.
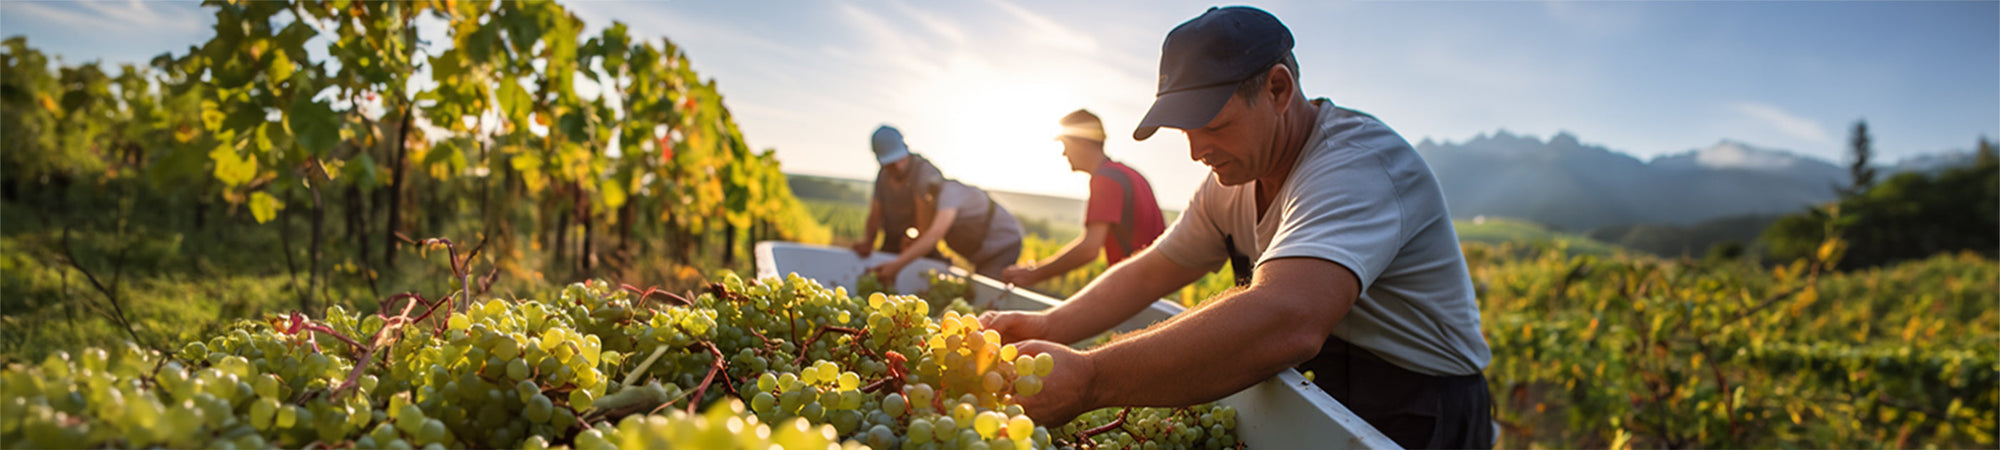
[980, 7, 1494, 448]
[855, 125, 1025, 281]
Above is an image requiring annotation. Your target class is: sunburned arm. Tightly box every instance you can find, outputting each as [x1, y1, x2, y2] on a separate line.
[1013, 222, 1111, 285]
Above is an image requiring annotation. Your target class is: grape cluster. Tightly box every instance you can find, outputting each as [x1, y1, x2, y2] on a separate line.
[2, 272, 1243, 449]
[1056, 404, 1241, 450]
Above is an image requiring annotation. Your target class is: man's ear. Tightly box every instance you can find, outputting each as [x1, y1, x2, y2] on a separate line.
[1265, 64, 1296, 111]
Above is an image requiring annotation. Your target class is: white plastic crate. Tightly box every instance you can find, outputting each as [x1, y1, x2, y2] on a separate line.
[755, 241, 1400, 449]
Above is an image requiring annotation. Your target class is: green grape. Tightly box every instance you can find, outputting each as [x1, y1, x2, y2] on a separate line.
[751, 392, 777, 414]
[908, 417, 936, 444]
[1013, 375, 1042, 397]
[982, 371, 1005, 393]
[417, 418, 447, 445]
[884, 393, 907, 418]
[525, 393, 553, 422]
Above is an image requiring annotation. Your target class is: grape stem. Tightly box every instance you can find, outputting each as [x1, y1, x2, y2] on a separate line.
[1075, 408, 1131, 445]
[686, 341, 736, 415]
[621, 283, 692, 307]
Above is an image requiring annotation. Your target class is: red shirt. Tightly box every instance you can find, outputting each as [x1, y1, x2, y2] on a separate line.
[1086, 161, 1166, 265]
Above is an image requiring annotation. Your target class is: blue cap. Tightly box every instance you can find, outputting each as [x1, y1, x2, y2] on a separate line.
[1133, 6, 1294, 141]
[871, 125, 911, 165]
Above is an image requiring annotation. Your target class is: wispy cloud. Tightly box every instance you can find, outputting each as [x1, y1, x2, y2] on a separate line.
[8, 1, 207, 35]
[984, 0, 1099, 54]
[1733, 101, 1833, 144]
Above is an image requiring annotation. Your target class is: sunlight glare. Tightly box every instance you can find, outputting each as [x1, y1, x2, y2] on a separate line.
[907, 57, 1090, 198]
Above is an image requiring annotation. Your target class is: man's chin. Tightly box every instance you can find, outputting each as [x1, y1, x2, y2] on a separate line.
[1209, 166, 1252, 186]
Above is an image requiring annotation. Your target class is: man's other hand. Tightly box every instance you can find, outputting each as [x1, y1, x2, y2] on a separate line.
[978, 310, 1049, 345]
[1000, 265, 1037, 286]
[1012, 340, 1094, 426]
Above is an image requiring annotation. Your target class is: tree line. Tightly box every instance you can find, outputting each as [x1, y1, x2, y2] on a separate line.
[1, 0, 826, 316]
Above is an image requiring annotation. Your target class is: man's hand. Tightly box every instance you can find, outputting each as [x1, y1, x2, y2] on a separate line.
[869, 260, 904, 283]
[978, 310, 1050, 345]
[850, 241, 873, 257]
[1000, 264, 1037, 286]
[1013, 340, 1095, 426]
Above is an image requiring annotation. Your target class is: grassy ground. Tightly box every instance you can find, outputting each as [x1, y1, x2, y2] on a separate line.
[0, 181, 739, 365]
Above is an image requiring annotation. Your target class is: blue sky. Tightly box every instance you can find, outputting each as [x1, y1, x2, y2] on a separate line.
[4, 1, 1995, 203]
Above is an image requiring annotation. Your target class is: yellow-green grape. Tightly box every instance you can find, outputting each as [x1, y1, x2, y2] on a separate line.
[757, 372, 778, 392]
[249, 397, 280, 430]
[952, 403, 976, 423]
[277, 405, 300, 428]
[569, 388, 595, 411]
[1000, 344, 1018, 362]
[1007, 415, 1033, 440]
[974, 411, 1001, 439]
[1034, 353, 1055, 377]
[253, 374, 280, 398]
[837, 372, 860, 391]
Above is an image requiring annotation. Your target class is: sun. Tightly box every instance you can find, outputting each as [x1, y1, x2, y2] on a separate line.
[905, 59, 1091, 198]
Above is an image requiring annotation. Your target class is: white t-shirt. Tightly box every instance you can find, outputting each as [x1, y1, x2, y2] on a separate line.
[1153, 100, 1491, 376]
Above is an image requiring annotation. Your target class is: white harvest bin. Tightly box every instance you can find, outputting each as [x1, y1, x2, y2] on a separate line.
[754, 241, 1401, 449]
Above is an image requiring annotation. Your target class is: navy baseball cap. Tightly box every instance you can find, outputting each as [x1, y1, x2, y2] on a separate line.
[1133, 6, 1294, 141]
[871, 125, 911, 165]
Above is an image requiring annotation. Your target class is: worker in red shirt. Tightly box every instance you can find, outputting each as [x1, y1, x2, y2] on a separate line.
[1001, 109, 1167, 286]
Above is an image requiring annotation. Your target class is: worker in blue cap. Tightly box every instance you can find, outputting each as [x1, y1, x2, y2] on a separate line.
[855, 125, 1024, 281]
[980, 7, 1494, 448]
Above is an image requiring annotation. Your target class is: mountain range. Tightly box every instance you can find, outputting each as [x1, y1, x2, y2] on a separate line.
[1414, 131, 1968, 231]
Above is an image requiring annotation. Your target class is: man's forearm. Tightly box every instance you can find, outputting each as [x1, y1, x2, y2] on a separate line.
[1030, 235, 1096, 282]
[1083, 285, 1329, 408]
[1044, 251, 1203, 344]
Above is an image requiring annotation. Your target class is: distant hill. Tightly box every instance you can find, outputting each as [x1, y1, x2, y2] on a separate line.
[1454, 216, 1623, 256]
[1417, 131, 1847, 231]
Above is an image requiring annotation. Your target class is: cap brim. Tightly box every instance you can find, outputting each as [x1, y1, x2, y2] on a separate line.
[877, 147, 910, 165]
[1132, 85, 1236, 141]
